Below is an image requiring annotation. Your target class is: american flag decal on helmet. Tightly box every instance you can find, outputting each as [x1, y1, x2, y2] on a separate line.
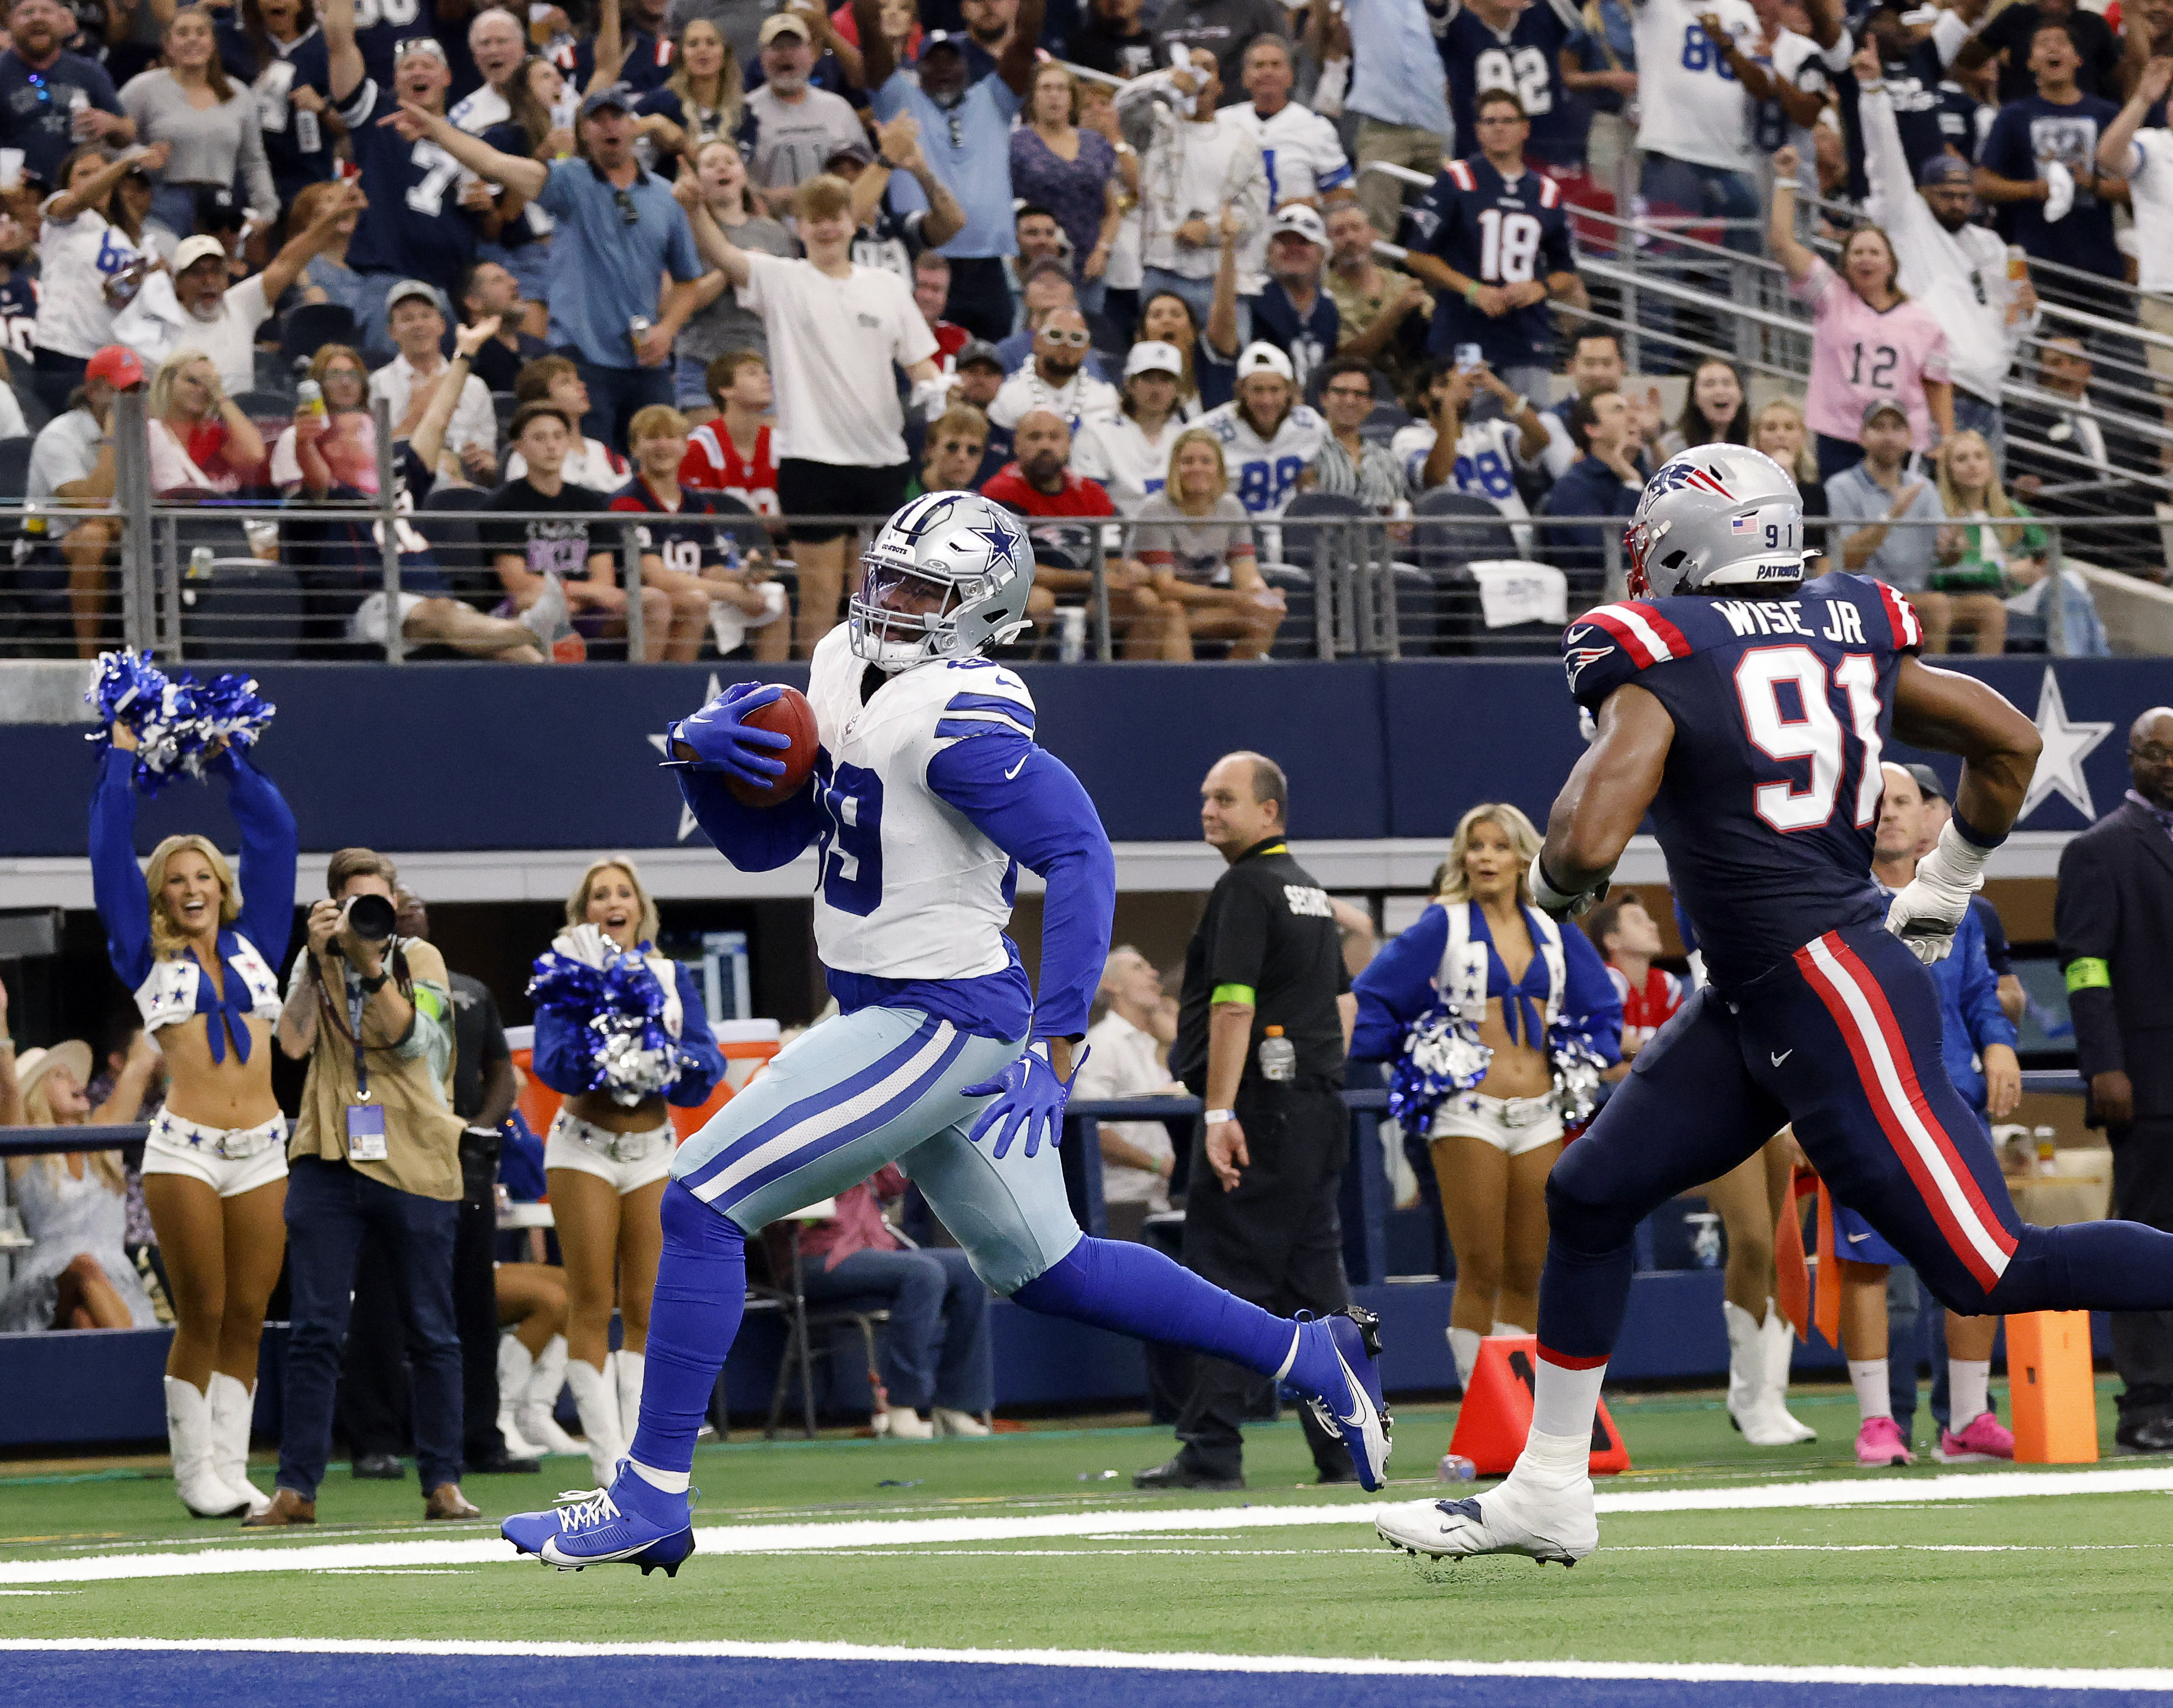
[1730, 514, 1756, 534]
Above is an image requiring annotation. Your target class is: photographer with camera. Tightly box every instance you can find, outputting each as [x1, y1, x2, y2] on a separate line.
[258, 849, 478, 1527]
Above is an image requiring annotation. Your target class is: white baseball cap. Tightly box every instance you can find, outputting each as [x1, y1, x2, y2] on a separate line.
[1235, 341, 1294, 382]
[173, 234, 227, 275]
[1124, 340, 1185, 378]
[1269, 204, 1327, 246]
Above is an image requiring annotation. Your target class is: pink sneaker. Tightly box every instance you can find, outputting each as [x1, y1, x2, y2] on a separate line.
[1855, 1415, 1915, 1467]
[1936, 1411, 2016, 1463]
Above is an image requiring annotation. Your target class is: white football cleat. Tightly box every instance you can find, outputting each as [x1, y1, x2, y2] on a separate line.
[1375, 1465, 1597, 1566]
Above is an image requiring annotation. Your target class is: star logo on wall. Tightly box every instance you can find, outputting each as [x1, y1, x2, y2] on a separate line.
[2020, 668, 2114, 824]
[649, 672, 723, 843]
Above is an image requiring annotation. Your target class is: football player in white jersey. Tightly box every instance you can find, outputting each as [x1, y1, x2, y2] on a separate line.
[1199, 343, 1327, 518]
[502, 491, 1392, 1576]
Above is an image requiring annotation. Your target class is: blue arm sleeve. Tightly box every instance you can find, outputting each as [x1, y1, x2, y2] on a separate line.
[531, 1005, 599, 1096]
[1349, 904, 1450, 1062]
[89, 747, 154, 988]
[1958, 911, 2020, 1053]
[668, 962, 727, 1107]
[1560, 923, 1625, 1064]
[925, 732, 1114, 1043]
[218, 750, 298, 968]
[677, 750, 824, 873]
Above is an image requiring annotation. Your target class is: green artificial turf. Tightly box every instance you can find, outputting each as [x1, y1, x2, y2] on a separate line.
[4, 1381, 2169, 1672]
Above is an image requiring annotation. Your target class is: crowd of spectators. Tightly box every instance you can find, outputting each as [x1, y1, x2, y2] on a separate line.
[0, 0, 2166, 664]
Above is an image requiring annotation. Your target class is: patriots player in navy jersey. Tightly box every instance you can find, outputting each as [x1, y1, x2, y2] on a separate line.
[328, 0, 478, 338]
[499, 492, 1392, 1576]
[1376, 443, 2173, 1567]
[1437, 0, 1587, 169]
[1402, 89, 1583, 401]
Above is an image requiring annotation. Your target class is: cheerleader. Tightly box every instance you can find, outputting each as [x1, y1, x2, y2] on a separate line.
[1350, 803, 1621, 1391]
[531, 858, 725, 1483]
[89, 721, 296, 1519]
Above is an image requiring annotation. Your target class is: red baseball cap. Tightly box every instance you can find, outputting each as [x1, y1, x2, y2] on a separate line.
[85, 345, 145, 389]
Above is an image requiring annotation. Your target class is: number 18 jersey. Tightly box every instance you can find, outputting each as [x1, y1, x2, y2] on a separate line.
[1410, 156, 1573, 370]
[1564, 574, 1924, 992]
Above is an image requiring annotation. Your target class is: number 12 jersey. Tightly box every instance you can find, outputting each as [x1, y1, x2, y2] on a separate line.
[1564, 574, 1924, 991]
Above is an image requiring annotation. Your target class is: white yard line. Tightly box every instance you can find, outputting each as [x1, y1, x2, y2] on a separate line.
[1, 1636, 2170, 1692]
[2, 1465, 2169, 1588]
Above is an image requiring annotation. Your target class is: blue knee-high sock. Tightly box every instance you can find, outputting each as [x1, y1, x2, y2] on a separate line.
[627, 1181, 747, 1478]
[1533, 1234, 1637, 1364]
[1011, 1237, 1337, 1394]
[1991, 1220, 2173, 1315]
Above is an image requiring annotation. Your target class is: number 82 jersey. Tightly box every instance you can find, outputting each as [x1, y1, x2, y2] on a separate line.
[1564, 574, 1925, 993]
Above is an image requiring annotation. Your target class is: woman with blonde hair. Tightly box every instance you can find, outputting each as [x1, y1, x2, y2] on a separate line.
[147, 347, 266, 497]
[529, 856, 726, 1481]
[87, 722, 297, 1517]
[0, 1040, 164, 1335]
[1752, 396, 1825, 518]
[1930, 429, 2035, 655]
[1125, 428, 1282, 661]
[635, 17, 745, 167]
[1351, 802, 1621, 1390]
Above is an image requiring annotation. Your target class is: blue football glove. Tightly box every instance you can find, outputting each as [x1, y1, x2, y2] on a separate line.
[962, 1040, 1089, 1160]
[670, 682, 792, 789]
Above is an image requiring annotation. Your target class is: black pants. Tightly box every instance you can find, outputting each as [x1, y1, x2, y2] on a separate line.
[2111, 1118, 2173, 1420]
[339, 1150, 508, 1462]
[942, 256, 1016, 343]
[1172, 1078, 1354, 1481]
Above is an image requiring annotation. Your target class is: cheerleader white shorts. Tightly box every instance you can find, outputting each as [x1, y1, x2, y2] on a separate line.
[140, 1109, 289, 1196]
[1429, 1091, 1564, 1158]
[545, 1109, 676, 1194]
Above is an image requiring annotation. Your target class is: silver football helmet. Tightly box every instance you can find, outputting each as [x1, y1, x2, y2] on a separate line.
[1625, 444, 1814, 601]
[850, 492, 1035, 671]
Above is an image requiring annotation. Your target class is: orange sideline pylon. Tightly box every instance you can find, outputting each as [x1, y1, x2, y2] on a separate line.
[2006, 1311, 2099, 1464]
[1447, 1335, 1632, 1476]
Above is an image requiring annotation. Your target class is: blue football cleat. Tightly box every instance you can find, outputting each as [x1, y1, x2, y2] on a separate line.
[501, 1467, 696, 1577]
[1299, 1306, 1393, 1490]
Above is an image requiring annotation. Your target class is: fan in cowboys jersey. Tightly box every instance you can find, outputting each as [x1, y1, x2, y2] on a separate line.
[1198, 342, 1326, 518]
[1403, 88, 1581, 395]
[1374, 443, 2173, 1571]
[1225, 35, 1353, 208]
[1435, 0, 1588, 170]
[500, 491, 1393, 1576]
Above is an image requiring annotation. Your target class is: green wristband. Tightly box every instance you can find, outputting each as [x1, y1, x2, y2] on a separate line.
[1210, 983, 1256, 1007]
[2065, 957, 2111, 994]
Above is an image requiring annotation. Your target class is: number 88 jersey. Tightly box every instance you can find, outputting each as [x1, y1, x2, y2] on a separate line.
[1562, 573, 1926, 992]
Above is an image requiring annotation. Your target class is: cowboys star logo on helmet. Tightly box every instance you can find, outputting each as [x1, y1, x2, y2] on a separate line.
[1624, 445, 1816, 601]
[850, 494, 1035, 671]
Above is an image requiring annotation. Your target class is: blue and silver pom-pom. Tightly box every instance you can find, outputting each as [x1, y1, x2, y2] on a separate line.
[85, 650, 276, 796]
[528, 948, 695, 1107]
[1549, 1026, 1611, 1128]
[1387, 1002, 1493, 1131]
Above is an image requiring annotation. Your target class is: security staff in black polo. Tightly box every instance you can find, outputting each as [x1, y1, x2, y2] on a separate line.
[1134, 750, 1357, 1491]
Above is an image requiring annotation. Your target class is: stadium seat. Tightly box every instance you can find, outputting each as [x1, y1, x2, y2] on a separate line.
[0, 434, 35, 503]
[1359, 402, 1411, 445]
[1278, 491, 1364, 570]
[1410, 488, 1519, 566]
[279, 303, 359, 375]
[178, 556, 306, 662]
[1258, 561, 1319, 658]
[418, 484, 499, 608]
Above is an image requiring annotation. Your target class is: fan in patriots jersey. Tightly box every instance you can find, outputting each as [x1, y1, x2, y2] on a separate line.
[680, 352, 779, 516]
[1197, 342, 1325, 518]
[328, 0, 478, 322]
[500, 490, 1393, 1576]
[276, 321, 569, 660]
[1403, 90, 1582, 401]
[612, 403, 786, 662]
[1436, 0, 1588, 169]
[1376, 443, 2173, 1571]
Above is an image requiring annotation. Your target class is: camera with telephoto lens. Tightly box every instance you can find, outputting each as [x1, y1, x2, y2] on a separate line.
[338, 892, 397, 947]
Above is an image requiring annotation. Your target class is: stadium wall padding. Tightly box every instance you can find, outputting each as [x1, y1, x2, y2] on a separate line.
[5, 657, 2156, 859]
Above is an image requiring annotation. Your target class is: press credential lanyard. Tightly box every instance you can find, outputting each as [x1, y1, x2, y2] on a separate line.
[345, 966, 387, 1163]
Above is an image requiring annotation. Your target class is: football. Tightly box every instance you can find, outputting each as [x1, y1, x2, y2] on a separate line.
[727, 685, 819, 808]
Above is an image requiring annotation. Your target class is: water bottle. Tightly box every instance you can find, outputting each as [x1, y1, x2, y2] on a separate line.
[295, 106, 321, 153]
[2035, 1125, 2058, 1176]
[1259, 1025, 1295, 1082]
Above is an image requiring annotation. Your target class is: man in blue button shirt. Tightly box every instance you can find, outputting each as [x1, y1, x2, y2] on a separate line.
[854, 0, 1044, 342]
[394, 83, 705, 452]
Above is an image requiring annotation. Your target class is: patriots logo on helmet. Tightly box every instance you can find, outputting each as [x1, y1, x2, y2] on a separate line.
[1653, 459, 1736, 499]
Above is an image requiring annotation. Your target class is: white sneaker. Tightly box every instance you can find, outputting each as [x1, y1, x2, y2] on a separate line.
[933, 1407, 991, 1437]
[884, 1406, 935, 1439]
[1376, 1465, 1596, 1565]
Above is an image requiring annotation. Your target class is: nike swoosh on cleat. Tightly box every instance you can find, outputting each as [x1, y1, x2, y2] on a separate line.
[1771, 1050, 1793, 1065]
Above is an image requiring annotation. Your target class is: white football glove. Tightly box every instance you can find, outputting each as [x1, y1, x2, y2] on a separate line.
[1883, 817, 1991, 964]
